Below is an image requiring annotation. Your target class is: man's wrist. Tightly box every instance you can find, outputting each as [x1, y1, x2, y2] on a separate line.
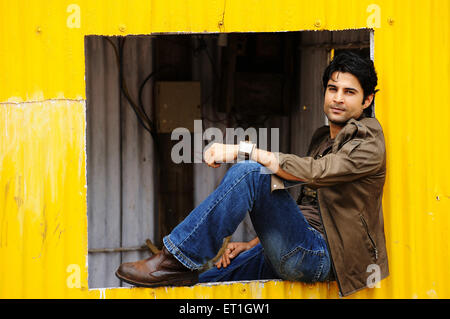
[249, 147, 256, 161]
[234, 144, 279, 172]
[238, 141, 255, 161]
[251, 148, 279, 173]
[234, 144, 239, 159]
[248, 237, 260, 248]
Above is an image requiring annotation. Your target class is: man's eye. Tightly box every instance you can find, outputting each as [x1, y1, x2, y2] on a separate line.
[328, 87, 337, 91]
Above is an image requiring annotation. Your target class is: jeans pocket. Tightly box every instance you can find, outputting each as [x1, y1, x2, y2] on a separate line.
[279, 246, 326, 283]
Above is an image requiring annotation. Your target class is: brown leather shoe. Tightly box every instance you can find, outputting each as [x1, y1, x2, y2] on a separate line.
[115, 247, 198, 288]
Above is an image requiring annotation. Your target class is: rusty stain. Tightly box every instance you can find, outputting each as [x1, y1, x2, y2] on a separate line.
[53, 223, 60, 236]
[14, 196, 23, 207]
[218, 0, 226, 31]
[1, 180, 11, 248]
[33, 205, 48, 259]
[14, 175, 23, 208]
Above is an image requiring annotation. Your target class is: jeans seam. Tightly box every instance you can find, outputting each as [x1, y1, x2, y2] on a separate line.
[279, 246, 303, 279]
[306, 228, 329, 282]
[163, 236, 200, 269]
[177, 166, 261, 249]
[279, 245, 325, 281]
[314, 254, 325, 282]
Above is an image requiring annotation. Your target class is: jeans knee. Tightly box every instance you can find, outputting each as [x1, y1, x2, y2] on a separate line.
[230, 160, 263, 174]
[223, 161, 269, 195]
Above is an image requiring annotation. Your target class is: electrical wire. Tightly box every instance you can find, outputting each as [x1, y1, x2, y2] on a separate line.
[118, 38, 155, 135]
[104, 37, 162, 153]
[105, 35, 276, 148]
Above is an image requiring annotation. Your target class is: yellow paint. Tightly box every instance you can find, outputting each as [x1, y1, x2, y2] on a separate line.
[0, 0, 450, 298]
[0, 100, 89, 298]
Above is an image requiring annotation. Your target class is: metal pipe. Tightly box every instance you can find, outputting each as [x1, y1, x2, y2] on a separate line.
[88, 246, 149, 253]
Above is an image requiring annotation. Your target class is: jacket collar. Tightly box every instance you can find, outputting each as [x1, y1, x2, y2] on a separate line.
[332, 116, 377, 153]
[310, 116, 381, 154]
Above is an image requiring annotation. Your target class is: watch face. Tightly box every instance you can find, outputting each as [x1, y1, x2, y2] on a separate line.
[240, 141, 253, 153]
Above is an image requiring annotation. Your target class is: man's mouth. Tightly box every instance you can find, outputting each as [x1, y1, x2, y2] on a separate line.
[330, 106, 345, 113]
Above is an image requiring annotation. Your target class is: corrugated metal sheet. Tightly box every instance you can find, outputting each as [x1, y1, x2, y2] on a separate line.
[0, 0, 450, 298]
[85, 36, 157, 288]
[0, 100, 88, 298]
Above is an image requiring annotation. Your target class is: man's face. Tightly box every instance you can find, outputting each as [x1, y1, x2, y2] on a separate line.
[323, 71, 373, 126]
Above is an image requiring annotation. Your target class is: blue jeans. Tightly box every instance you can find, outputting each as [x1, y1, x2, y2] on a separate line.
[163, 161, 331, 284]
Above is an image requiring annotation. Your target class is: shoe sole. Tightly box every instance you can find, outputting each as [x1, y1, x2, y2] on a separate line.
[115, 270, 198, 288]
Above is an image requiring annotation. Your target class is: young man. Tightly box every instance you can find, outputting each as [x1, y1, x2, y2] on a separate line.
[115, 51, 389, 297]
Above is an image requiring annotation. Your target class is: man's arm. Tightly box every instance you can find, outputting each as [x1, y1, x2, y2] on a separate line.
[203, 143, 303, 182]
[250, 147, 304, 182]
[204, 137, 384, 187]
[271, 138, 385, 187]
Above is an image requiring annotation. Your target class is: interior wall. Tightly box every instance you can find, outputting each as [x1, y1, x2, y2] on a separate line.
[85, 36, 156, 288]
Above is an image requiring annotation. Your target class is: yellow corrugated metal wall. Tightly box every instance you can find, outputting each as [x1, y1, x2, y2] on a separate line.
[0, 0, 449, 298]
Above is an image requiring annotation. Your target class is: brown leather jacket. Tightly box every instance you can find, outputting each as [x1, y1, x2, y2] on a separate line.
[272, 117, 389, 297]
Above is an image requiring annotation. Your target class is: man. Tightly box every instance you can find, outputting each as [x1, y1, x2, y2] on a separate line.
[115, 51, 389, 297]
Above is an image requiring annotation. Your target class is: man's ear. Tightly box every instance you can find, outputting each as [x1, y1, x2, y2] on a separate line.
[363, 94, 374, 109]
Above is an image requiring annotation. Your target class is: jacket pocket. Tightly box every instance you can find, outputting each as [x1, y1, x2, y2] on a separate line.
[359, 214, 378, 260]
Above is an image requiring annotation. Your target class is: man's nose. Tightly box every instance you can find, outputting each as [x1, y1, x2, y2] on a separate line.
[333, 91, 344, 103]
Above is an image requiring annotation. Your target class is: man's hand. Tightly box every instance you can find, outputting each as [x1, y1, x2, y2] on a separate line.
[204, 143, 239, 168]
[215, 242, 252, 269]
[215, 238, 260, 269]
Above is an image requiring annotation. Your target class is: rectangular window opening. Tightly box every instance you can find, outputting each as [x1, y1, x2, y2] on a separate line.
[85, 29, 372, 289]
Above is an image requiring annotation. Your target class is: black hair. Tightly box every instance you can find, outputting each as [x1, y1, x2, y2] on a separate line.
[322, 51, 379, 117]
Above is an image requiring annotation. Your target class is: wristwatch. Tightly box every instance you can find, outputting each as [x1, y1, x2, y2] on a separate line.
[238, 140, 255, 162]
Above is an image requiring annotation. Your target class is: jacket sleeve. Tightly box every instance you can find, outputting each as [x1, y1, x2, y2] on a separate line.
[274, 137, 385, 188]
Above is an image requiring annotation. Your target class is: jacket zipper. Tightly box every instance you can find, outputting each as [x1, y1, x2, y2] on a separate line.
[317, 192, 344, 297]
[359, 215, 378, 260]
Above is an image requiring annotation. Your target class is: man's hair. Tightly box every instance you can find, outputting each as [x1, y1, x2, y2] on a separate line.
[322, 51, 379, 117]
